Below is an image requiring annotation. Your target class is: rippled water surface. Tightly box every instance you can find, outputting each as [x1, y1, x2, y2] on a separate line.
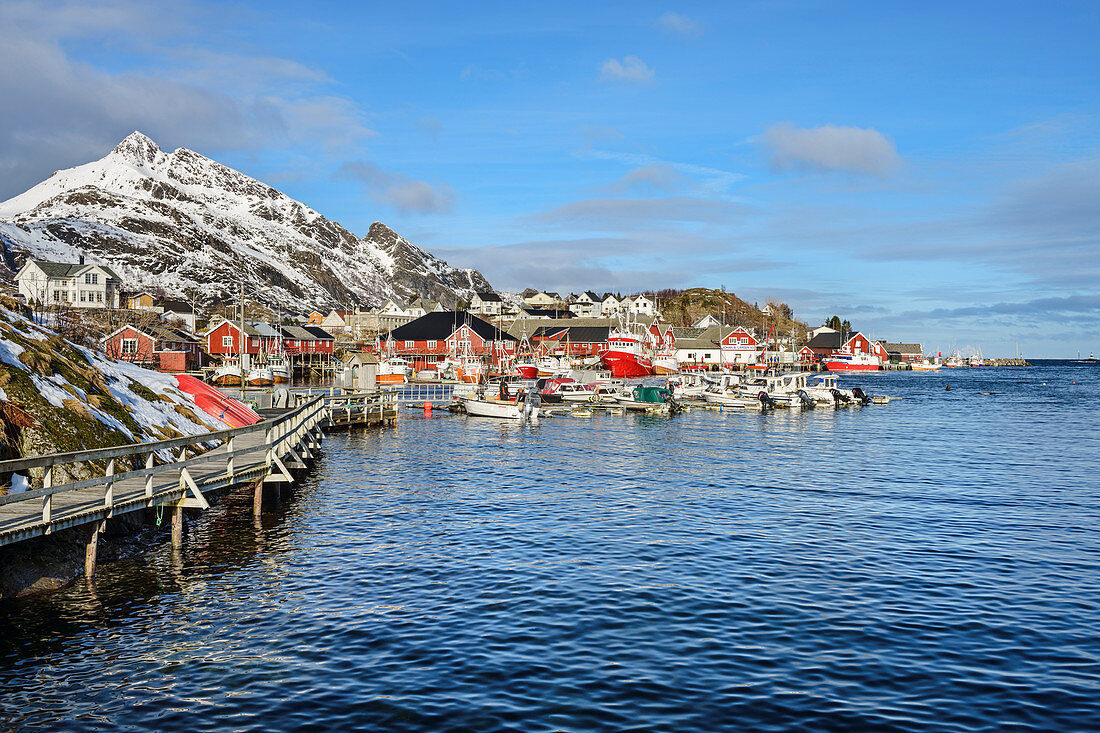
[3, 362, 1100, 731]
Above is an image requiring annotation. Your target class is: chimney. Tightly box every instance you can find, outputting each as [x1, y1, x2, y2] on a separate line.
[78, 253, 85, 265]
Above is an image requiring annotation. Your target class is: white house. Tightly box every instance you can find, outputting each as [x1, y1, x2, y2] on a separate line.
[569, 291, 602, 317]
[471, 291, 503, 316]
[601, 294, 621, 316]
[16, 258, 121, 308]
[692, 314, 724, 329]
[627, 294, 655, 318]
[523, 291, 560, 307]
[159, 301, 197, 333]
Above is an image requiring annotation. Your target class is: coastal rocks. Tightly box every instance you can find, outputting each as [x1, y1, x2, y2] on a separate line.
[0, 301, 221, 491]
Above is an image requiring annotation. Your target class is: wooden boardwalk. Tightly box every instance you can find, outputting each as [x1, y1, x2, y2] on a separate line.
[0, 390, 397, 579]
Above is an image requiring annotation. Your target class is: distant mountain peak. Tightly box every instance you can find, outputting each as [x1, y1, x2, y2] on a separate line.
[0, 133, 492, 313]
[111, 131, 162, 166]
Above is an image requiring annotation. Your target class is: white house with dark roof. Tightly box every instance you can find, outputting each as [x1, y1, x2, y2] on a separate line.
[471, 291, 503, 316]
[569, 291, 602, 317]
[601, 293, 622, 316]
[627, 294, 655, 318]
[16, 258, 121, 308]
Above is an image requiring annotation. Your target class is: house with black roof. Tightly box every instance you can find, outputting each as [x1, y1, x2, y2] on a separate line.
[384, 311, 517, 364]
[471, 291, 504, 316]
[529, 324, 611, 357]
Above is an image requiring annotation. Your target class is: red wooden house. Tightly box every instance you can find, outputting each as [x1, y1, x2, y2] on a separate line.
[802, 330, 889, 362]
[205, 318, 335, 357]
[718, 326, 759, 363]
[530, 325, 610, 357]
[102, 324, 203, 373]
[383, 311, 517, 369]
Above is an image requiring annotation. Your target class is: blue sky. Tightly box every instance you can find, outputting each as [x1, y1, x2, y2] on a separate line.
[1, 1, 1097, 356]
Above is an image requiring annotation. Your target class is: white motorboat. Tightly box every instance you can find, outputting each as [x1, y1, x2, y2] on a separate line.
[666, 372, 709, 400]
[802, 373, 869, 406]
[462, 396, 522, 419]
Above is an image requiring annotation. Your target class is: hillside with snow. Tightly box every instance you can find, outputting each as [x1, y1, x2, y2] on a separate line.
[0, 132, 491, 312]
[0, 302, 227, 476]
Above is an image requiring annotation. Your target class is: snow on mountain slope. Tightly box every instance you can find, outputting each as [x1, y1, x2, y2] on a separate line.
[0, 132, 491, 311]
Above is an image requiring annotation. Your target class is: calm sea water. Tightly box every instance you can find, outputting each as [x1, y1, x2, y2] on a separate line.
[2, 361, 1099, 731]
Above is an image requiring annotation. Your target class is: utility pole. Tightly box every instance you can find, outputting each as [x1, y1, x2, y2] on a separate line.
[239, 279, 247, 400]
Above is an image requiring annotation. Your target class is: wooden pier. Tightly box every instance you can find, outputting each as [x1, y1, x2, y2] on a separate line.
[0, 391, 397, 583]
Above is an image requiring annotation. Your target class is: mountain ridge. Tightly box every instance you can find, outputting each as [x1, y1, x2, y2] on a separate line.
[0, 132, 490, 312]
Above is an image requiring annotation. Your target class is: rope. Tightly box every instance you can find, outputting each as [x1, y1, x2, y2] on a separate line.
[155, 504, 164, 526]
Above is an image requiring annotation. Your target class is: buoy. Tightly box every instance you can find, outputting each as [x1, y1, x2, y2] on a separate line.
[945, 384, 951, 391]
[424, 401, 432, 414]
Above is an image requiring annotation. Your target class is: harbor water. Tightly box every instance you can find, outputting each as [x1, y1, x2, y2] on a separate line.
[2, 361, 1099, 731]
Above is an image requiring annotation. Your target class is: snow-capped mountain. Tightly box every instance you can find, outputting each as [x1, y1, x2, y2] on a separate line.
[0, 132, 491, 311]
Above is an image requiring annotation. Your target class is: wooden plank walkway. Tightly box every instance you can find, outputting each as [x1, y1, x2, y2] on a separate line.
[0, 390, 398, 559]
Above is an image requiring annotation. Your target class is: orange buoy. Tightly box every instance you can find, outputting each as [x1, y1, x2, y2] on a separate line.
[424, 401, 432, 414]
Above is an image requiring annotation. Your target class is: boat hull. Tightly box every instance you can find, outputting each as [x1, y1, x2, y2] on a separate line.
[599, 351, 653, 378]
[823, 360, 880, 372]
[463, 397, 521, 419]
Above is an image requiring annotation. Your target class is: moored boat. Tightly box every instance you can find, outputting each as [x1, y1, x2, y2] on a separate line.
[246, 364, 274, 387]
[211, 358, 243, 387]
[823, 348, 881, 372]
[598, 328, 654, 378]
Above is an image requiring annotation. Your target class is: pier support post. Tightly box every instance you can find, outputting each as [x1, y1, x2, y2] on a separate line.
[253, 479, 263, 516]
[85, 520, 105, 578]
[171, 505, 184, 549]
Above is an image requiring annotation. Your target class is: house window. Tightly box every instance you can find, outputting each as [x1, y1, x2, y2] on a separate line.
[404, 340, 413, 348]
[79, 292, 86, 302]
[121, 338, 138, 354]
[427, 340, 437, 349]
[222, 336, 233, 348]
[96, 292, 102, 302]
[53, 291, 60, 302]
[250, 338, 259, 347]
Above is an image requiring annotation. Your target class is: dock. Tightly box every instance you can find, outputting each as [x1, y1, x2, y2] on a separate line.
[0, 390, 397, 586]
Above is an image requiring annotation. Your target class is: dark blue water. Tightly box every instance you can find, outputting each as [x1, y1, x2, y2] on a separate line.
[2, 361, 1099, 731]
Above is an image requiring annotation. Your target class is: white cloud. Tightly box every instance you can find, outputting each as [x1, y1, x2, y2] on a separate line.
[337, 161, 455, 215]
[599, 56, 655, 84]
[0, 0, 374, 199]
[601, 164, 687, 193]
[762, 122, 901, 176]
[658, 12, 703, 38]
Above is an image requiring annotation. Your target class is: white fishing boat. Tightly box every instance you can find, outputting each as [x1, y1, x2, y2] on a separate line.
[378, 357, 412, 384]
[247, 364, 274, 387]
[211, 358, 243, 387]
[267, 354, 291, 384]
[652, 350, 679, 375]
[911, 356, 941, 371]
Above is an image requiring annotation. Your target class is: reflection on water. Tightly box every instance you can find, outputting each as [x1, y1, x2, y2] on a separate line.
[2, 362, 1100, 731]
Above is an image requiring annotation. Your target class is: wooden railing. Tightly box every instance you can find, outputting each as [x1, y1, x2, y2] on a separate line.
[0, 396, 328, 547]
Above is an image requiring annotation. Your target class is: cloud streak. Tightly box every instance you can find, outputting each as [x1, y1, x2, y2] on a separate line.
[599, 56, 655, 84]
[337, 161, 455, 214]
[762, 122, 901, 176]
[658, 12, 703, 38]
